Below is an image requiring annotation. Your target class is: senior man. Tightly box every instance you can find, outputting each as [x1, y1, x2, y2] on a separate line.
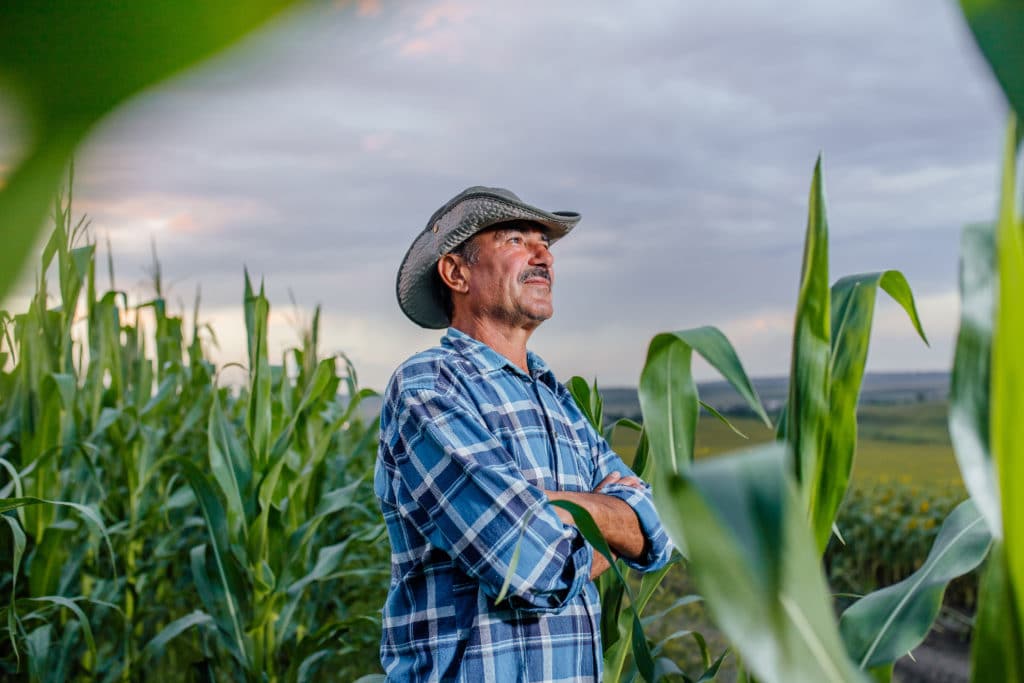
[375, 186, 673, 682]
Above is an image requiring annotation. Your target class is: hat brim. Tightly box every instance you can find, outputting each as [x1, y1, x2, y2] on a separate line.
[397, 190, 580, 329]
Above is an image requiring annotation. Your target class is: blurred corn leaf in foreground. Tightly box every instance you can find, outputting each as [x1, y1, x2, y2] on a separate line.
[0, 0, 304, 303]
[959, 0, 1024, 120]
[668, 444, 868, 683]
[963, 116, 1024, 683]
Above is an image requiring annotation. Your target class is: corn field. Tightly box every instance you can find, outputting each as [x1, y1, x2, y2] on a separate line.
[0, 192, 388, 681]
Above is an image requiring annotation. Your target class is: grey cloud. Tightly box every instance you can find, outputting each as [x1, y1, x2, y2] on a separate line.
[18, 0, 1002, 387]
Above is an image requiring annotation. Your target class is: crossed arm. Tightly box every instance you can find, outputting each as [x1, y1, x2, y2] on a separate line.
[544, 472, 647, 580]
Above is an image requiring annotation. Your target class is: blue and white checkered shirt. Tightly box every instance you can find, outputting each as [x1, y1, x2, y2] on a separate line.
[374, 328, 673, 682]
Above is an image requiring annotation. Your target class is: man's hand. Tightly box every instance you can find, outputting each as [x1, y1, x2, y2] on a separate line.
[544, 471, 648, 579]
[549, 472, 643, 525]
[594, 471, 645, 493]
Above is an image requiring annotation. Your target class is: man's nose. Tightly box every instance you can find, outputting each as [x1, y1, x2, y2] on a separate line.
[529, 241, 554, 267]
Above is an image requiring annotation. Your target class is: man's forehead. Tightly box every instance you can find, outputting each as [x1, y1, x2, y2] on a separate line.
[480, 221, 551, 241]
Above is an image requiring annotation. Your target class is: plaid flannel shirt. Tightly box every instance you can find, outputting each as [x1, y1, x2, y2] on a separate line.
[374, 328, 673, 682]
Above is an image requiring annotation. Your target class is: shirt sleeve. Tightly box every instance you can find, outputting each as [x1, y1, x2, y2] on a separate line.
[589, 430, 674, 573]
[388, 381, 593, 614]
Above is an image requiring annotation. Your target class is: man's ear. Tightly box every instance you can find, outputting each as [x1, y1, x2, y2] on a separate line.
[438, 254, 470, 294]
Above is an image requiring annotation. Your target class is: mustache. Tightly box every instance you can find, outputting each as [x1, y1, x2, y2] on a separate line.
[519, 267, 551, 283]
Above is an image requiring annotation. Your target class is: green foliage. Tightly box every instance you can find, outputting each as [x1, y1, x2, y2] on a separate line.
[838, 498, 991, 669]
[0, 0, 305, 303]
[782, 158, 928, 554]
[669, 444, 868, 683]
[0, 193, 386, 680]
[634, 156, 978, 682]
[826, 482, 978, 609]
[567, 378, 713, 683]
[636, 329, 770, 558]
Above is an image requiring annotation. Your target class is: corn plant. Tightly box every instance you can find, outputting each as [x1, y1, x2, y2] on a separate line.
[631, 145, 1004, 683]
[567, 378, 722, 683]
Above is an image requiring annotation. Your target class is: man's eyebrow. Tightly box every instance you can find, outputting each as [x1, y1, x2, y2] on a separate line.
[491, 226, 550, 242]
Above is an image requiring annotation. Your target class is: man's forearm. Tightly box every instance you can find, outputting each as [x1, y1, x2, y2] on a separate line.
[545, 490, 646, 560]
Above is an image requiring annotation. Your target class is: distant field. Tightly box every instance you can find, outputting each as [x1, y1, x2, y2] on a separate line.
[609, 399, 962, 489]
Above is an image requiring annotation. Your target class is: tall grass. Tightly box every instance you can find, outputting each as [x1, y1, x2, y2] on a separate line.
[0, 188, 387, 681]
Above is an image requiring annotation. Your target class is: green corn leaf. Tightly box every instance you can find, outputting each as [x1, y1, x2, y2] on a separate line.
[786, 155, 832, 536]
[868, 663, 894, 683]
[812, 270, 927, 552]
[639, 326, 769, 474]
[140, 610, 215, 664]
[549, 500, 656, 683]
[950, 222, 1000, 537]
[640, 593, 702, 627]
[25, 624, 52, 682]
[567, 376, 600, 431]
[838, 498, 992, 668]
[0, 1, 305, 302]
[26, 596, 95, 662]
[172, 458, 248, 662]
[286, 539, 352, 597]
[209, 391, 251, 537]
[666, 443, 867, 683]
[970, 541, 1024, 682]
[0, 497, 114, 574]
[991, 116, 1024, 632]
[288, 478, 364, 557]
[696, 649, 730, 682]
[699, 399, 748, 439]
[959, 0, 1024, 119]
[638, 325, 768, 555]
[1, 514, 25, 667]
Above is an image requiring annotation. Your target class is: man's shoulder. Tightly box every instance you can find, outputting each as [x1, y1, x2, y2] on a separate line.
[385, 344, 466, 396]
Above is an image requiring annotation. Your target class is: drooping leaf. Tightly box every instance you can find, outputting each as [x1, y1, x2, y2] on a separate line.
[640, 327, 770, 475]
[812, 270, 927, 552]
[839, 499, 992, 668]
[140, 610, 215, 664]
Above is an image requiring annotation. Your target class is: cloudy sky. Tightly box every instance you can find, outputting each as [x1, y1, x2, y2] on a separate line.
[0, 0, 1010, 390]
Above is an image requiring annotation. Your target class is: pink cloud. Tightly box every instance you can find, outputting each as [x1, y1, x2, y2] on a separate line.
[390, 0, 472, 61]
[360, 132, 394, 153]
[416, 0, 471, 30]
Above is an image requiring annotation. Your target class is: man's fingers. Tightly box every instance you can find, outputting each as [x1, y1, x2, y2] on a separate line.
[595, 472, 620, 491]
[595, 472, 645, 492]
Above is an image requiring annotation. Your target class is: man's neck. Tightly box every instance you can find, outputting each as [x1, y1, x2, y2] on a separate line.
[450, 316, 537, 374]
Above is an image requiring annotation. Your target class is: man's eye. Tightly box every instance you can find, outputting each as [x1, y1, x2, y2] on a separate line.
[508, 236, 522, 244]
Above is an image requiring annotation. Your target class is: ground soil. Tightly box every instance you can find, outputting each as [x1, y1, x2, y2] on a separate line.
[893, 627, 971, 683]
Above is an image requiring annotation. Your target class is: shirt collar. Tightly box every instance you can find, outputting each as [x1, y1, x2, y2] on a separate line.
[442, 327, 557, 386]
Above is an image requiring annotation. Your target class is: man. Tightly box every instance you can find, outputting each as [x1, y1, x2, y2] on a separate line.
[375, 186, 672, 682]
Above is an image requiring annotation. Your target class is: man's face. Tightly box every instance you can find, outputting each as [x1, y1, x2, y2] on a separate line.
[462, 223, 555, 328]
